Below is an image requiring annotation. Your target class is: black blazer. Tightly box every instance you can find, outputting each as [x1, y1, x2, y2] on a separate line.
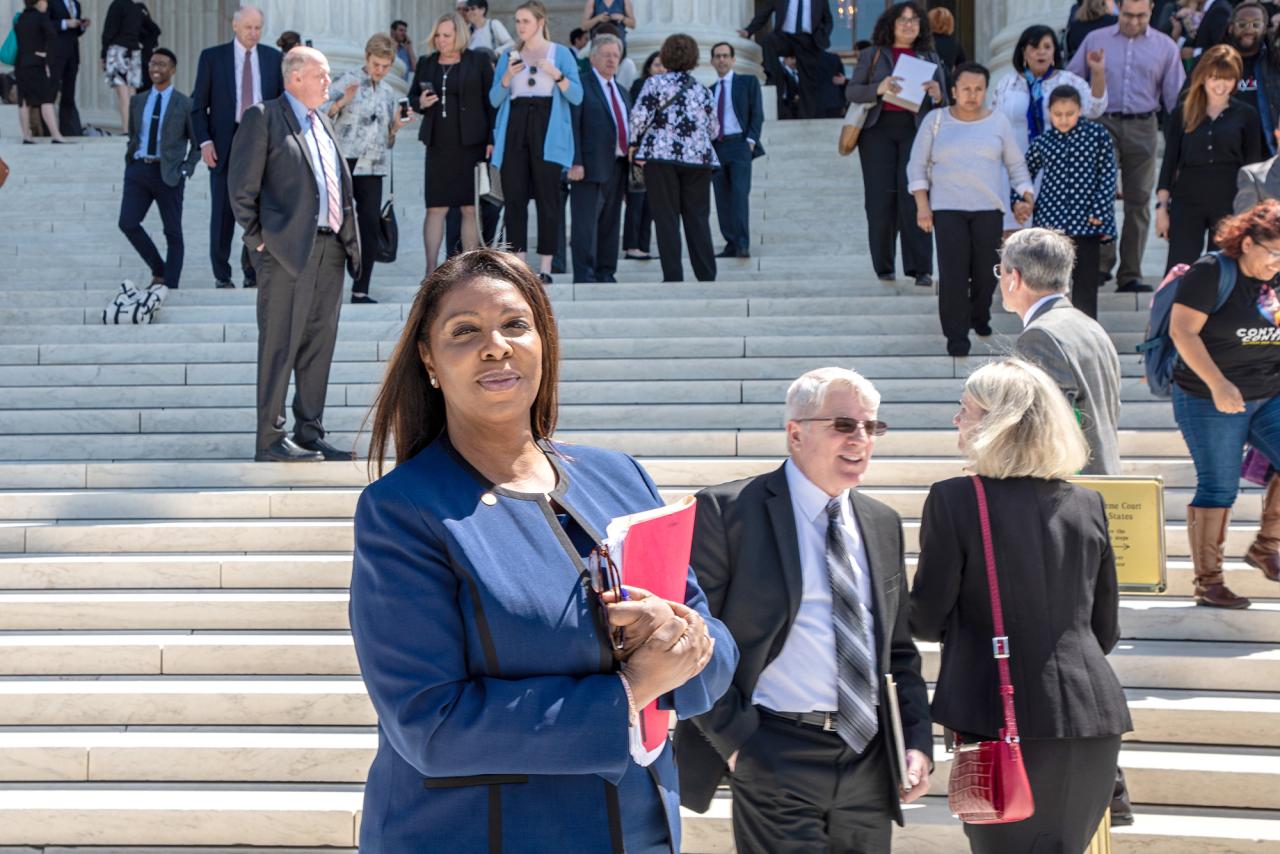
[49, 0, 86, 63]
[845, 44, 948, 129]
[227, 97, 361, 281]
[100, 0, 158, 59]
[125, 88, 201, 187]
[190, 41, 286, 174]
[571, 69, 631, 180]
[408, 50, 496, 149]
[709, 73, 767, 158]
[744, 0, 834, 50]
[1192, 0, 1234, 52]
[673, 465, 932, 823]
[910, 476, 1133, 741]
[14, 9, 54, 70]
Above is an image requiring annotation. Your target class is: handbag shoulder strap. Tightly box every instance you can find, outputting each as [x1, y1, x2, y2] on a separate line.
[970, 475, 1021, 744]
[634, 75, 697, 145]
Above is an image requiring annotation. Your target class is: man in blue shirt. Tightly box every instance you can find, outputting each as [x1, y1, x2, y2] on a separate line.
[118, 48, 200, 289]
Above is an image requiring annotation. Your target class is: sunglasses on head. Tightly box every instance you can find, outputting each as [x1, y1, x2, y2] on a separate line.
[795, 417, 888, 436]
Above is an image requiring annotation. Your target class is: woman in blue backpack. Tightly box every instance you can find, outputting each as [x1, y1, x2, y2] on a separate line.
[1169, 200, 1280, 608]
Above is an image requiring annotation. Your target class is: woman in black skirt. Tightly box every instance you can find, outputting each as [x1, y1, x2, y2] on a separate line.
[410, 12, 496, 275]
[14, 0, 67, 144]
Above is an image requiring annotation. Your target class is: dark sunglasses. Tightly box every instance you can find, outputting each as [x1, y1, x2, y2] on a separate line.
[795, 417, 888, 436]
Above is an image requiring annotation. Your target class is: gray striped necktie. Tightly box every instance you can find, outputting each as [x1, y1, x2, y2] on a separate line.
[826, 497, 879, 752]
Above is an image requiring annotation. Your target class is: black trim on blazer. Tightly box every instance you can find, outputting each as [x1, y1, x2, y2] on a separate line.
[489, 782, 503, 853]
[604, 780, 625, 854]
[423, 774, 529, 788]
[646, 763, 678, 854]
[446, 551, 502, 676]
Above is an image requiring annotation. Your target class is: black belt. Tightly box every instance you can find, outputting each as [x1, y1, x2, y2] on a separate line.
[317, 226, 336, 235]
[135, 156, 161, 164]
[1105, 111, 1155, 120]
[716, 132, 746, 142]
[760, 708, 839, 732]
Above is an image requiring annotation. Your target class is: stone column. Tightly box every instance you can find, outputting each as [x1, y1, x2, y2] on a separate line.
[627, 0, 762, 84]
[981, 0, 1063, 77]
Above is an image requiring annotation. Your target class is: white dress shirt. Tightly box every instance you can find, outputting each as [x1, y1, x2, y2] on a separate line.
[1023, 292, 1065, 327]
[752, 459, 878, 713]
[783, 0, 812, 35]
[234, 40, 264, 123]
[283, 92, 343, 230]
[714, 72, 747, 140]
[592, 67, 629, 157]
[59, 0, 78, 30]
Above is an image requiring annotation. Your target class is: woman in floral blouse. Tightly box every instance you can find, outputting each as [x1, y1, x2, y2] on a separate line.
[629, 33, 718, 283]
[1025, 85, 1118, 319]
[326, 34, 413, 303]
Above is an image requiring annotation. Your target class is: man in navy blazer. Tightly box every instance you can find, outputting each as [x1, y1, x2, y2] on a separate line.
[569, 33, 631, 283]
[48, 0, 89, 137]
[709, 44, 765, 260]
[739, 0, 833, 119]
[191, 5, 283, 289]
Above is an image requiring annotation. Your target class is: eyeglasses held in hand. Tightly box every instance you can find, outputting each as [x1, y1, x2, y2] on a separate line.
[590, 543, 627, 650]
[794, 417, 888, 436]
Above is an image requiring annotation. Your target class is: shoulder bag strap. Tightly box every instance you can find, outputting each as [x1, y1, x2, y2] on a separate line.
[634, 76, 696, 147]
[970, 474, 1021, 744]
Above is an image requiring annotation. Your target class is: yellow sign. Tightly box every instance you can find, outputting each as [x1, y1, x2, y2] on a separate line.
[1068, 476, 1167, 593]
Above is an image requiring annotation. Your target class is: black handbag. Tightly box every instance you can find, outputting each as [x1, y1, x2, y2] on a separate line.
[375, 158, 398, 264]
[476, 161, 504, 206]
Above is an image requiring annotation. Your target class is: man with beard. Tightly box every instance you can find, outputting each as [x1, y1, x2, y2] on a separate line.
[1221, 1, 1280, 155]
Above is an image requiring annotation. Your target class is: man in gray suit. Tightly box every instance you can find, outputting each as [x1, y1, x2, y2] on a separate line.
[1000, 228, 1123, 476]
[228, 47, 361, 463]
[118, 48, 199, 290]
[1234, 124, 1280, 212]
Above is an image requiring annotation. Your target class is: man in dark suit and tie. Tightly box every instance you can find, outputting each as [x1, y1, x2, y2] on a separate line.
[568, 33, 630, 283]
[739, 0, 833, 120]
[228, 47, 361, 464]
[675, 368, 933, 852]
[192, 5, 284, 289]
[48, 0, 89, 137]
[709, 43, 764, 260]
[118, 48, 200, 290]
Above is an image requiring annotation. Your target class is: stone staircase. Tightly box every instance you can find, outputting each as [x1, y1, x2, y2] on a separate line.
[0, 112, 1278, 851]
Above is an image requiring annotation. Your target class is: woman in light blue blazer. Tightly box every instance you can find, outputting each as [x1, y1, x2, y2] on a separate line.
[489, 1, 583, 284]
[350, 248, 738, 853]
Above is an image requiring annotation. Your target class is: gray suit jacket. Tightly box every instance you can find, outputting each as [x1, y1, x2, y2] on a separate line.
[1235, 155, 1280, 213]
[1015, 297, 1122, 475]
[227, 97, 361, 281]
[124, 88, 200, 187]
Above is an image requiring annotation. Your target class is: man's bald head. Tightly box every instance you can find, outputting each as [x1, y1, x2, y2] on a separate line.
[283, 46, 331, 110]
[233, 5, 264, 50]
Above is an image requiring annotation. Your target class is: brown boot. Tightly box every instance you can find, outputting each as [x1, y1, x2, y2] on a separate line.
[1188, 506, 1251, 609]
[1245, 476, 1280, 582]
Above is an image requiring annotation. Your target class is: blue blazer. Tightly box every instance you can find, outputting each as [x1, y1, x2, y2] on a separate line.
[190, 41, 284, 174]
[490, 43, 584, 170]
[571, 70, 632, 181]
[710, 73, 766, 158]
[349, 436, 738, 853]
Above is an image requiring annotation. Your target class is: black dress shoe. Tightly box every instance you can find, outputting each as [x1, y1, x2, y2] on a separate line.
[947, 340, 971, 357]
[243, 280, 257, 289]
[539, 273, 554, 284]
[296, 437, 356, 461]
[914, 274, 934, 288]
[624, 252, 654, 261]
[255, 437, 324, 462]
[216, 280, 235, 289]
[716, 247, 739, 258]
[351, 293, 378, 304]
[973, 322, 993, 337]
[601, 275, 618, 283]
[1116, 280, 1153, 293]
[877, 273, 896, 282]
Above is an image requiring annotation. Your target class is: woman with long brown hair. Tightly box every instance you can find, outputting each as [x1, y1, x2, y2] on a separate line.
[351, 248, 737, 852]
[1157, 44, 1264, 271]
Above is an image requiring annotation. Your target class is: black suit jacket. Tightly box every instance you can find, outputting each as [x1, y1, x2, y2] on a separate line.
[673, 464, 932, 822]
[14, 9, 54, 69]
[48, 0, 85, 63]
[191, 41, 285, 174]
[910, 476, 1133, 741]
[570, 70, 631, 181]
[1193, 0, 1233, 52]
[710, 73, 766, 158]
[408, 50, 496, 149]
[126, 88, 201, 187]
[745, 0, 834, 50]
[227, 97, 361, 281]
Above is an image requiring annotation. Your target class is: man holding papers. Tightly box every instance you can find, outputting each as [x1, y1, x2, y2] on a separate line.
[675, 367, 933, 852]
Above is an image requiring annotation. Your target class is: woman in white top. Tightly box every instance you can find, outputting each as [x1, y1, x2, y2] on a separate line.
[990, 24, 1106, 230]
[464, 0, 513, 54]
[908, 63, 1034, 357]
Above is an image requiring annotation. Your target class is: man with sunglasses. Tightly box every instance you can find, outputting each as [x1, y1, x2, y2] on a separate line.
[674, 368, 932, 852]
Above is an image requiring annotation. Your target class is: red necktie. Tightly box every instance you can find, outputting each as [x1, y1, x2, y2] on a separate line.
[607, 80, 627, 156]
[239, 48, 253, 122]
[716, 81, 726, 141]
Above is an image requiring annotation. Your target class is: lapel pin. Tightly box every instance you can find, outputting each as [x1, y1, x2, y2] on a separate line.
[481, 492, 498, 506]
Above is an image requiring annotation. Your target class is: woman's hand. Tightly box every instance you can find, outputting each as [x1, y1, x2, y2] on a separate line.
[1155, 206, 1170, 240]
[538, 57, 560, 80]
[603, 586, 693, 661]
[503, 55, 524, 87]
[620, 603, 714, 707]
[922, 79, 942, 103]
[916, 202, 933, 234]
[342, 81, 359, 104]
[1211, 380, 1246, 414]
[877, 75, 903, 97]
[420, 91, 440, 110]
[1013, 198, 1033, 225]
[485, 144, 494, 160]
[1086, 48, 1105, 79]
[1087, 216, 1103, 226]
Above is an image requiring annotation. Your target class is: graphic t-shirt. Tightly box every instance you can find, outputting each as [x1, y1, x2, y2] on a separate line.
[1173, 255, 1280, 399]
[1234, 52, 1272, 152]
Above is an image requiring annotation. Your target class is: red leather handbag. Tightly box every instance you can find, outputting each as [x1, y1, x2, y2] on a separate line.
[947, 475, 1036, 825]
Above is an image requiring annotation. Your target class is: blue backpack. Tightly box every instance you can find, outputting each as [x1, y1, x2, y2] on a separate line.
[1137, 251, 1237, 398]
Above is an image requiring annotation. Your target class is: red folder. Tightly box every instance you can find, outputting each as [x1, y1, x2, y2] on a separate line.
[607, 495, 698, 752]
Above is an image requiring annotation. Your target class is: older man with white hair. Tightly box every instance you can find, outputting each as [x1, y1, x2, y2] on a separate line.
[674, 367, 932, 853]
[192, 4, 284, 289]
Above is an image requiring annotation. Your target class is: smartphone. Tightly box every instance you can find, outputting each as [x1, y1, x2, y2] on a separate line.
[509, 52, 523, 67]
[398, 97, 411, 119]
[421, 82, 435, 95]
[304, 39, 313, 47]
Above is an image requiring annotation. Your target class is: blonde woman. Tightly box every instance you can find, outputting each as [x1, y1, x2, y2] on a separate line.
[910, 358, 1131, 853]
[326, 34, 413, 302]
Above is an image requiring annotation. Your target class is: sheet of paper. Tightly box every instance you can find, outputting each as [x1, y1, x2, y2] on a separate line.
[882, 52, 938, 112]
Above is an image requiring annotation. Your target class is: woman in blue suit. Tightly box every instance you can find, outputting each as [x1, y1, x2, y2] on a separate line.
[350, 248, 738, 852]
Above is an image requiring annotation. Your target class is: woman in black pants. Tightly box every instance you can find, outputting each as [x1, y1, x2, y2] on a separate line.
[629, 34, 719, 283]
[14, 0, 67, 144]
[622, 50, 663, 260]
[1157, 44, 1264, 272]
[846, 1, 947, 287]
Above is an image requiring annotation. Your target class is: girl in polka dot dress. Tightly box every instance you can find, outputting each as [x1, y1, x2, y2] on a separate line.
[1024, 85, 1118, 319]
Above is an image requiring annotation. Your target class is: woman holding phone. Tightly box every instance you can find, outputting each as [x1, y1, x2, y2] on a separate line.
[326, 33, 412, 303]
[410, 13, 497, 275]
[489, 1, 583, 283]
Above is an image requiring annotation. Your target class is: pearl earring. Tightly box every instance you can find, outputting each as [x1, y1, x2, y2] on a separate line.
[430, 375, 439, 388]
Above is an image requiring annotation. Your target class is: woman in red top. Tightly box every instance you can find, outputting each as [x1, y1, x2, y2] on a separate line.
[846, 1, 948, 288]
